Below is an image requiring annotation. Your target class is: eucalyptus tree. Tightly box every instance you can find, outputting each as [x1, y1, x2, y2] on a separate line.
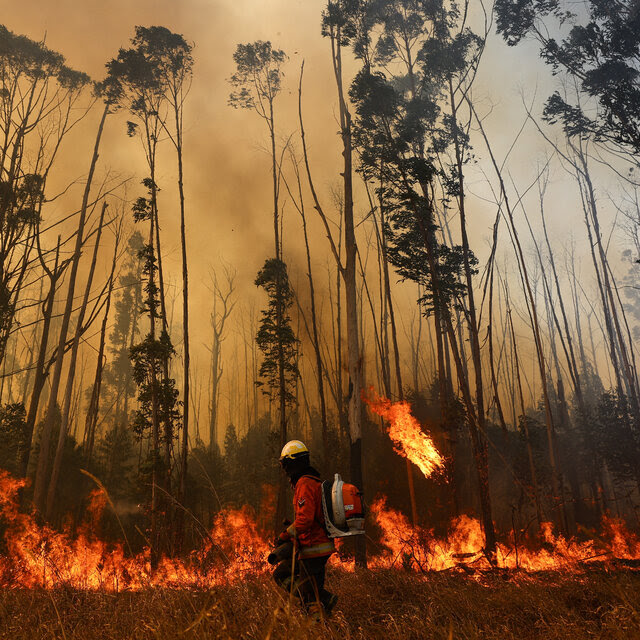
[108, 28, 171, 330]
[337, 0, 498, 554]
[106, 46, 166, 525]
[495, 0, 640, 158]
[136, 26, 194, 513]
[0, 25, 91, 370]
[107, 28, 193, 552]
[229, 41, 287, 259]
[320, 1, 367, 549]
[228, 41, 294, 527]
[290, 0, 370, 563]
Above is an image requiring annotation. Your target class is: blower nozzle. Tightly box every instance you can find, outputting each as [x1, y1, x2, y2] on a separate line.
[267, 540, 294, 566]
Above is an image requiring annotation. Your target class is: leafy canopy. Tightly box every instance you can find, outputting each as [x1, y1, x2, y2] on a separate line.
[495, 0, 640, 154]
[254, 258, 299, 404]
[228, 41, 287, 120]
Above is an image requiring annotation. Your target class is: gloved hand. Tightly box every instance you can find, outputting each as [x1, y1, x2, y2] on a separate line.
[273, 530, 290, 547]
[272, 519, 293, 547]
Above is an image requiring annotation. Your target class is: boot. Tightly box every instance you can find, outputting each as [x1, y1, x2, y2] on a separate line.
[321, 592, 338, 617]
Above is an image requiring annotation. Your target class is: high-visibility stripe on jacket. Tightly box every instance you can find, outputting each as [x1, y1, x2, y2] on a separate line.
[285, 475, 335, 558]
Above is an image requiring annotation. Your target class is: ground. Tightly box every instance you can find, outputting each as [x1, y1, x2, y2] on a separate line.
[2, 569, 640, 639]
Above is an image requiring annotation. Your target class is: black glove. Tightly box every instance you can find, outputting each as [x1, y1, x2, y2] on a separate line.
[273, 530, 290, 547]
[272, 519, 292, 547]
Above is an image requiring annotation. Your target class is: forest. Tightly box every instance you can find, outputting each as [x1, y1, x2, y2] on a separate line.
[2, 0, 640, 638]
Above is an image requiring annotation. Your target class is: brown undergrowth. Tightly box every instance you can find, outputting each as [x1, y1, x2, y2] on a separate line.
[1, 568, 640, 639]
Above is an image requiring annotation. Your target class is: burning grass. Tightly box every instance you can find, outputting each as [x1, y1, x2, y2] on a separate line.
[4, 467, 640, 590]
[2, 393, 640, 640]
[2, 568, 640, 639]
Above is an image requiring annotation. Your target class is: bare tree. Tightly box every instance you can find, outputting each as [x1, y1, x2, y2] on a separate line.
[0, 26, 92, 369]
[45, 200, 109, 518]
[284, 151, 330, 467]
[33, 101, 110, 514]
[206, 266, 236, 451]
[300, 10, 365, 561]
[20, 236, 66, 476]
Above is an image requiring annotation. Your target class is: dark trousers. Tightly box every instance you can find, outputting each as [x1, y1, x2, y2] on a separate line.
[273, 552, 332, 609]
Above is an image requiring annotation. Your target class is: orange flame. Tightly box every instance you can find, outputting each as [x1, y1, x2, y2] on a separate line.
[2, 468, 640, 590]
[364, 390, 445, 479]
[369, 496, 640, 574]
[0, 471, 269, 591]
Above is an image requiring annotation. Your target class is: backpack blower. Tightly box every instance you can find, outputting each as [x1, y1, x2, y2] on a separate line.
[321, 474, 365, 538]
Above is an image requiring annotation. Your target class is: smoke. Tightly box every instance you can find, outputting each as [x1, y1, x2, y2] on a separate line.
[2, 0, 628, 446]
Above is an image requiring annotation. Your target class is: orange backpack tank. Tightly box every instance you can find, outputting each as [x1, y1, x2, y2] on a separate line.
[321, 473, 365, 538]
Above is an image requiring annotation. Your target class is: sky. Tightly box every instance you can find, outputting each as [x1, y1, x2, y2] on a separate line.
[3, 0, 634, 441]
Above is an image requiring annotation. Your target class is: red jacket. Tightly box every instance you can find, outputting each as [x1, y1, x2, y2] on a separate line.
[284, 475, 335, 558]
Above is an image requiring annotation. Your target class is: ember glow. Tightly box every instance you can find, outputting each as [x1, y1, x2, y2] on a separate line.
[0, 471, 268, 590]
[364, 390, 445, 479]
[369, 497, 640, 574]
[1, 469, 640, 589]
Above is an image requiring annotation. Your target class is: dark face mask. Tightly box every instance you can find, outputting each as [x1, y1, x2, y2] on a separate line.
[281, 455, 310, 483]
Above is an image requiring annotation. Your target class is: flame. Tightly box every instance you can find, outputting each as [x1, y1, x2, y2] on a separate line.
[368, 497, 486, 572]
[1, 467, 640, 590]
[369, 496, 640, 574]
[0, 471, 268, 591]
[360, 390, 640, 573]
[364, 389, 445, 478]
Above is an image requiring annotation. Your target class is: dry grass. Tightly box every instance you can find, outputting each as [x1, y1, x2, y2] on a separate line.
[2, 568, 640, 639]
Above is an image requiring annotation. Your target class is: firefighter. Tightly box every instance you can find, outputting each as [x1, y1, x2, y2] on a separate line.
[272, 440, 338, 619]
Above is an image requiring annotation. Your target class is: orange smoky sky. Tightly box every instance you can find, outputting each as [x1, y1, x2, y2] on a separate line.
[3, 1, 626, 441]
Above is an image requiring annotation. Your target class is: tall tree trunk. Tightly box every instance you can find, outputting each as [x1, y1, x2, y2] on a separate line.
[46, 201, 107, 518]
[448, 78, 496, 552]
[371, 193, 418, 526]
[19, 279, 43, 408]
[266, 96, 289, 533]
[148, 210, 161, 569]
[32, 103, 108, 514]
[20, 238, 63, 477]
[298, 187, 329, 468]
[144, 111, 172, 506]
[175, 96, 190, 543]
[336, 228, 346, 439]
[330, 26, 366, 567]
